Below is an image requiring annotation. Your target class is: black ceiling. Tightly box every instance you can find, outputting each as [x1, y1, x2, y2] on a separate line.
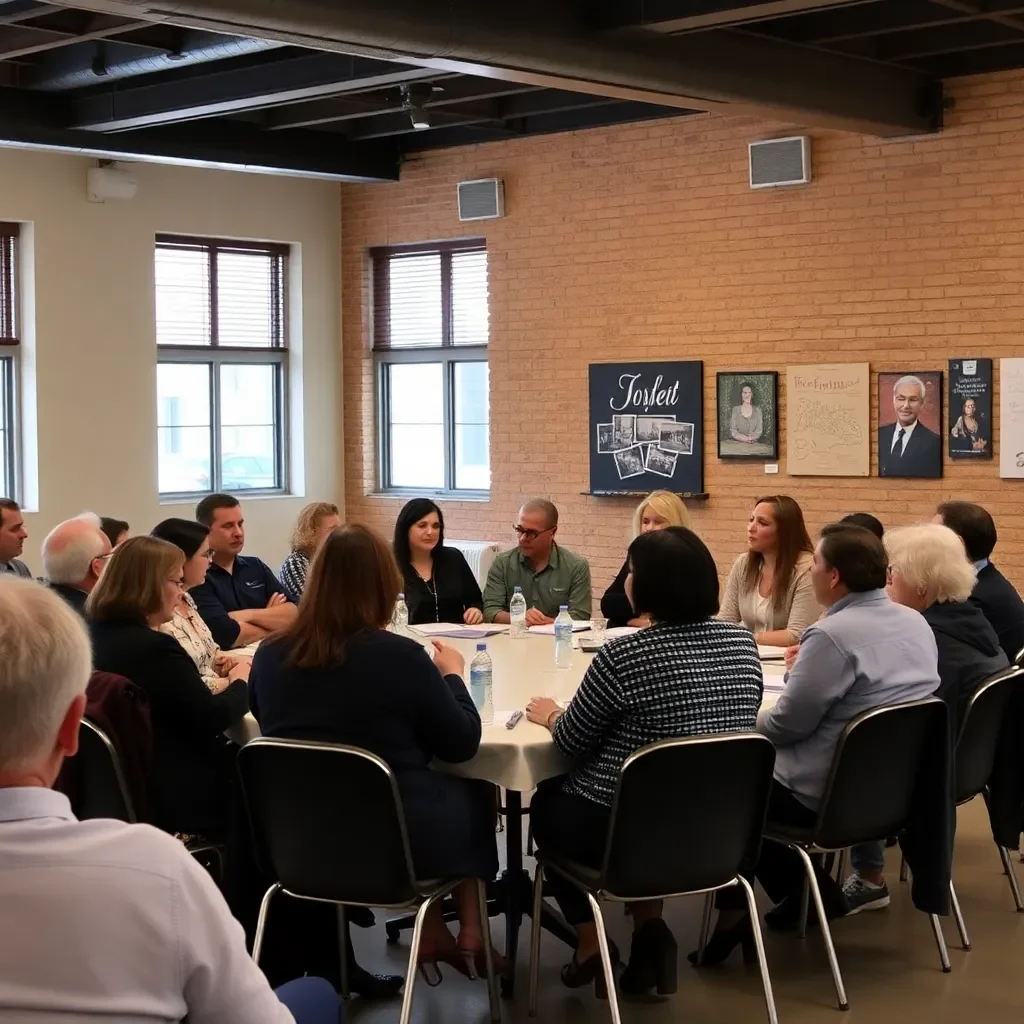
[0, 0, 1023, 181]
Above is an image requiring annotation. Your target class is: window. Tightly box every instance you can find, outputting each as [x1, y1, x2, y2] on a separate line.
[373, 240, 489, 495]
[155, 235, 288, 498]
[0, 224, 19, 501]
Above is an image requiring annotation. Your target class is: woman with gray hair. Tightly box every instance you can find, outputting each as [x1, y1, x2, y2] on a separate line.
[841, 522, 1008, 916]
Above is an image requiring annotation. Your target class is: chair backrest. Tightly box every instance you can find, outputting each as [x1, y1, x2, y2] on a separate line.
[1014, 646, 1024, 669]
[237, 738, 420, 907]
[75, 718, 137, 823]
[955, 666, 1024, 804]
[815, 696, 946, 849]
[599, 732, 776, 899]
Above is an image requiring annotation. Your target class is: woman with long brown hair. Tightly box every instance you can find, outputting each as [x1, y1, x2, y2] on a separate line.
[249, 524, 500, 984]
[719, 494, 821, 647]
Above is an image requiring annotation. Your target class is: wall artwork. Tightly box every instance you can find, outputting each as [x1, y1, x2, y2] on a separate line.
[588, 361, 704, 494]
[786, 363, 870, 477]
[877, 371, 943, 479]
[999, 358, 1024, 479]
[716, 371, 778, 460]
[948, 359, 992, 460]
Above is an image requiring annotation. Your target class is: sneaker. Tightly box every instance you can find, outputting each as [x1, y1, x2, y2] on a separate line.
[841, 874, 890, 915]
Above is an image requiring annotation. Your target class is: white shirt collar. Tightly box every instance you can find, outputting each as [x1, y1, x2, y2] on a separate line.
[891, 418, 918, 451]
[0, 786, 75, 824]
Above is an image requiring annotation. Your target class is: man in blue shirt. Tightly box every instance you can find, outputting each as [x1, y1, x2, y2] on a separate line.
[191, 494, 297, 650]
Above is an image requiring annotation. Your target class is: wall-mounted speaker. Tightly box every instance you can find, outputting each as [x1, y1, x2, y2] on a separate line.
[457, 178, 505, 221]
[749, 136, 811, 189]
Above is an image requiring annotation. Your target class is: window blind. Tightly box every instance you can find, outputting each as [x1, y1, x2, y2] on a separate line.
[0, 224, 18, 347]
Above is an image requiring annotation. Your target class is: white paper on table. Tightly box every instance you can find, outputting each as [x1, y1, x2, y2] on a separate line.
[411, 622, 509, 636]
[762, 676, 787, 693]
[604, 626, 640, 639]
[528, 621, 591, 635]
[757, 645, 788, 661]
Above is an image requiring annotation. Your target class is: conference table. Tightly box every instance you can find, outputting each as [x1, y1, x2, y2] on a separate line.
[229, 626, 786, 995]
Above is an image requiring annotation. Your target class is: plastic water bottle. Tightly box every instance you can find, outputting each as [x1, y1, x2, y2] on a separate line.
[392, 593, 409, 635]
[509, 586, 527, 639]
[554, 605, 573, 670]
[469, 643, 494, 725]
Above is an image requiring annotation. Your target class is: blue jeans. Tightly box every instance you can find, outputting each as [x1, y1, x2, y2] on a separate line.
[850, 841, 886, 875]
[275, 977, 343, 1024]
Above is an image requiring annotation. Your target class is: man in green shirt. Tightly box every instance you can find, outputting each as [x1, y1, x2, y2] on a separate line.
[483, 498, 592, 623]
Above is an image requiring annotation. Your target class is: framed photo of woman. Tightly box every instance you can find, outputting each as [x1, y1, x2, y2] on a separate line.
[948, 358, 992, 460]
[716, 371, 778, 460]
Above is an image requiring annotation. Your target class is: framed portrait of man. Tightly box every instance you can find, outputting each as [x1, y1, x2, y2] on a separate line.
[877, 371, 943, 479]
[716, 371, 778, 460]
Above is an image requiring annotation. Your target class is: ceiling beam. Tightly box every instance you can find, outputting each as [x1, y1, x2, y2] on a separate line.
[71, 53, 453, 131]
[0, 13, 142, 58]
[596, 0, 882, 33]
[931, 0, 1024, 33]
[0, 2, 61, 26]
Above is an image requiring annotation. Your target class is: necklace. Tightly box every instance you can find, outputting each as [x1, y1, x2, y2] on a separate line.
[414, 564, 440, 622]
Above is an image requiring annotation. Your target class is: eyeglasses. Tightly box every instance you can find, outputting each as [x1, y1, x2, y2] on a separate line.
[513, 525, 555, 542]
[166, 577, 185, 589]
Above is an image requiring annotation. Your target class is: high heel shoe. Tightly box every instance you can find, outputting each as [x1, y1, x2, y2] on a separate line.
[560, 940, 620, 999]
[687, 915, 756, 967]
[620, 919, 678, 996]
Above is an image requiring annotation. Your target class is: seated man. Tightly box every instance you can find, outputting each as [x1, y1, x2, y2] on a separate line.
[0, 577, 340, 1023]
[934, 500, 1024, 662]
[483, 497, 592, 625]
[0, 497, 29, 577]
[41, 512, 111, 616]
[191, 493, 297, 650]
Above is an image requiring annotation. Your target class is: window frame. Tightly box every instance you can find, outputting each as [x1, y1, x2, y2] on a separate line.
[371, 239, 490, 499]
[155, 234, 290, 502]
[0, 223, 20, 503]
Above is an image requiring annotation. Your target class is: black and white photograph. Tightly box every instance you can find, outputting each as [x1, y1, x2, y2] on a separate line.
[611, 414, 636, 449]
[645, 445, 678, 477]
[659, 422, 694, 456]
[614, 445, 645, 479]
[596, 423, 621, 453]
[716, 371, 778, 460]
[635, 415, 675, 443]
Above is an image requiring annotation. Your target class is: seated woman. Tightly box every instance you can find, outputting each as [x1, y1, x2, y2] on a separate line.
[393, 498, 484, 626]
[249, 523, 500, 982]
[279, 502, 341, 603]
[151, 518, 251, 692]
[526, 527, 763, 997]
[719, 494, 821, 647]
[841, 523, 1008, 915]
[87, 536, 249, 838]
[600, 490, 691, 628]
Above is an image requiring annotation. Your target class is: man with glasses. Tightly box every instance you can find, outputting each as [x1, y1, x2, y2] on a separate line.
[40, 512, 111, 616]
[483, 498, 592, 624]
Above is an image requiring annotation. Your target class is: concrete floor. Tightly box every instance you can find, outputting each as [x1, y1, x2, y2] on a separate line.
[347, 799, 1024, 1023]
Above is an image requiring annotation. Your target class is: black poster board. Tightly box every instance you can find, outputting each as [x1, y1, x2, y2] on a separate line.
[588, 361, 704, 495]
[948, 358, 993, 460]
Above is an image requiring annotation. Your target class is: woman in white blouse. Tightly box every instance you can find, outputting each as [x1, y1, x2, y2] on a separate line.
[150, 518, 250, 692]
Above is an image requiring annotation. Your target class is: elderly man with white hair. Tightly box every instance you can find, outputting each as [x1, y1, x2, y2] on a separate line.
[41, 511, 111, 616]
[877, 374, 942, 478]
[0, 577, 342, 1023]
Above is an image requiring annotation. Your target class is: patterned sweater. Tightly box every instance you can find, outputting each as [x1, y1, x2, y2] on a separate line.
[552, 620, 764, 807]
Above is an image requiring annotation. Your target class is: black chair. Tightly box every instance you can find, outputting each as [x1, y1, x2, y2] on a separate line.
[764, 697, 950, 1012]
[237, 737, 501, 1024]
[1014, 646, 1024, 669]
[526, 733, 779, 1024]
[75, 719, 225, 873]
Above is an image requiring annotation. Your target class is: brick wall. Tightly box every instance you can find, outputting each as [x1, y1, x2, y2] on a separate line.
[342, 70, 1024, 601]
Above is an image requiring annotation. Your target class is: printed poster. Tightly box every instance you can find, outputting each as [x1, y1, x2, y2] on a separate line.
[948, 359, 992, 460]
[1000, 358, 1024, 478]
[786, 363, 870, 477]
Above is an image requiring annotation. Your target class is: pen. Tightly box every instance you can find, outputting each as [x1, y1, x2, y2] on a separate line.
[506, 710, 524, 730]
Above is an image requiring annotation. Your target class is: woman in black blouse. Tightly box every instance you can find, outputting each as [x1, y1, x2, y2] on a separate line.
[527, 527, 762, 998]
[250, 523, 501, 983]
[393, 498, 484, 626]
[87, 535, 248, 837]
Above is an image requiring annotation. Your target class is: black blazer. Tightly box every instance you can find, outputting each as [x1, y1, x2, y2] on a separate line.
[89, 618, 248, 836]
[600, 558, 633, 628]
[877, 421, 942, 478]
[970, 562, 1024, 663]
[400, 546, 484, 626]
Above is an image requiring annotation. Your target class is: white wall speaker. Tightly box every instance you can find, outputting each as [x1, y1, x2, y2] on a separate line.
[457, 178, 505, 221]
[748, 136, 811, 189]
[87, 163, 138, 203]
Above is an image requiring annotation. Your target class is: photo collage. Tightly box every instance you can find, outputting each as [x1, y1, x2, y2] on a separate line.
[596, 413, 696, 480]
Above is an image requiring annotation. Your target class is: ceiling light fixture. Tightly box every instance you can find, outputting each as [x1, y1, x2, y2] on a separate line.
[400, 84, 432, 130]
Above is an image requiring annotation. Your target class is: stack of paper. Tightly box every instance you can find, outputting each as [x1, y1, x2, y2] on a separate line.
[527, 621, 591, 635]
[757, 645, 788, 661]
[411, 623, 508, 639]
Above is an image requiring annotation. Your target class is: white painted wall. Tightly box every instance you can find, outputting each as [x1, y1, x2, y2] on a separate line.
[0, 148, 341, 575]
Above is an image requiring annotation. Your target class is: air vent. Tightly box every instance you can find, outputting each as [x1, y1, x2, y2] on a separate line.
[749, 136, 811, 189]
[457, 178, 505, 221]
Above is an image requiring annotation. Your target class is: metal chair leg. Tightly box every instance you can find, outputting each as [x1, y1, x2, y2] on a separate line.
[585, 893, 623, 1024]
[738, 876, 779, 1024]
[337, 906, 350, 1000]
[251, 882, 280, 965]
[478, 880, 501, 1023]
[527, 865, 545, 1016]
[793, 846, 848, 1011]
[998, 845, 1024, 912]
[835, 849, 847, 884]
[899, 855, 908, 882]
[399, 896, 438, 1024]
[697, 892, 714, 965]
[798, 876, 810, 940]
[930, 914, 951, 973]
[949, 881, 970, 951]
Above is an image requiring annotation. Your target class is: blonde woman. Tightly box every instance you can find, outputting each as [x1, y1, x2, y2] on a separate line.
[279, 501, 341, 603]
[600, 490, 691, 627]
